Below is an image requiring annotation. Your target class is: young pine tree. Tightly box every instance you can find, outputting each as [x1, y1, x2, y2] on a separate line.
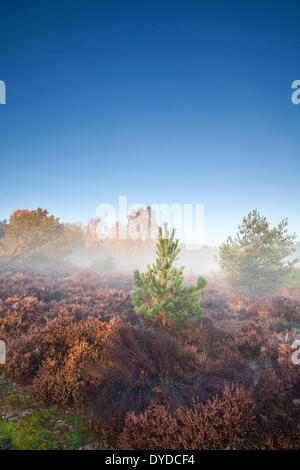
[131, 226, 207, 325]
[218, 209, 299, 296]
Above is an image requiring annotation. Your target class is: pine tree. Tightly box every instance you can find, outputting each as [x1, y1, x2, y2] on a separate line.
[218, 209, 299, 295]
[131, 226, 206, 325]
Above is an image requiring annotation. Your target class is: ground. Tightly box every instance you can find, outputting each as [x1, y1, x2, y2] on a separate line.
[0, 375, 105, 450]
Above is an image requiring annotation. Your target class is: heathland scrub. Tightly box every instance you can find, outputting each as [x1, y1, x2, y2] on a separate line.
[0, 375, 105, 450]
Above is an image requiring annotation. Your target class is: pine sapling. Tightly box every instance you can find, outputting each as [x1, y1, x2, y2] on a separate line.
[131, 226, 206, 325]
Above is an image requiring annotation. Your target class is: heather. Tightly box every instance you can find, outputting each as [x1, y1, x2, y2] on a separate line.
[1, 269, 300, 449]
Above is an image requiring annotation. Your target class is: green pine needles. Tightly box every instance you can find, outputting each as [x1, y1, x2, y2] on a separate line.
[131, 227, 207, 325]
[218, 210, 299, 296]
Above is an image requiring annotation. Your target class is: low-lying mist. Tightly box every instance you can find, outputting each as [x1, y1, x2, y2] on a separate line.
[68, 243, 219, 276]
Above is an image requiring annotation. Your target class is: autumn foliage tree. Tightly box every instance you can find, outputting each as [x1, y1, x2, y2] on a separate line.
[218, 210, 299, 295]
[131, 227, 206, 325]
[0, 208, 83, 267]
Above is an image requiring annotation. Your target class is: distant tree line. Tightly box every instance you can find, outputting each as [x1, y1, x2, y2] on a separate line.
[0, 207, 298, 297]
[0, 207, 159, 271]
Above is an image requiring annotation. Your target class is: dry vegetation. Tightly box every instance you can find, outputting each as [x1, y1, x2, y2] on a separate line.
[0, 270, 300, 449]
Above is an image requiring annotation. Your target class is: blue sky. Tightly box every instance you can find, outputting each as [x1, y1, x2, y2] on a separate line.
[0, 0, 300, 245]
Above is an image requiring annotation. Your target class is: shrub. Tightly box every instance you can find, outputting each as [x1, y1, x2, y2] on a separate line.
[0, 297, 45, 340]
[246, 296, 300, 326]
[119, 404, 178, 450]
[5, 316, 120, 404]
[84, 323, 199, 443]
[119, 385, 255, 450]
[90, 256, 116, 273]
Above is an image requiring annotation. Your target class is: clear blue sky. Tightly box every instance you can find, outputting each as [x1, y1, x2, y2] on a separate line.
[0, 0, 300, 245]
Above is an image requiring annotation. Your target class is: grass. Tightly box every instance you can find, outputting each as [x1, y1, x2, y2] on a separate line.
[0, 410, 62, 450]
[0, 375, 104, 450]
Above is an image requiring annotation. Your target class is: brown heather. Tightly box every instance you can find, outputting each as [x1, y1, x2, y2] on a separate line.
[0, 271, 300, 449]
